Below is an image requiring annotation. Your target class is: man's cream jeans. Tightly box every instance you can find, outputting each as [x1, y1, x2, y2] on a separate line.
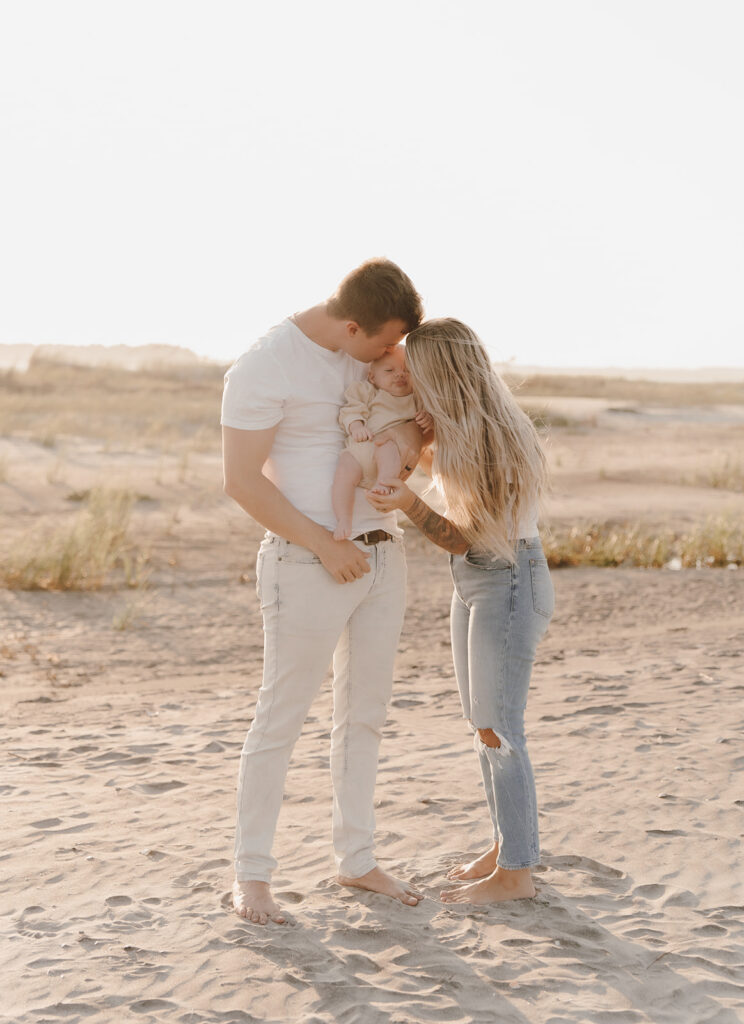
[234, 534, 406, 882]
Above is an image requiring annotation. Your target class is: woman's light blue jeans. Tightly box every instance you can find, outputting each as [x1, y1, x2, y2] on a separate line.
[449, 537, 554, 870]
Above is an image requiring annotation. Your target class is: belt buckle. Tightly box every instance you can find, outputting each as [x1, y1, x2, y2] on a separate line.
[362, 531, 373, 545]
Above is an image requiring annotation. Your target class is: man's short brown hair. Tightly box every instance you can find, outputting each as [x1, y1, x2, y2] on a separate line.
[327, 258, 423, 336]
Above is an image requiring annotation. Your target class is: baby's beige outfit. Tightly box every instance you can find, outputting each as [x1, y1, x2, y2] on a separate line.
[339, 381, 418, 489]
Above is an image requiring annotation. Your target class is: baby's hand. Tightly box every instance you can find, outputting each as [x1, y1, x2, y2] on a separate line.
[350, 420, 372, 442]
[415, 410, 434, 433]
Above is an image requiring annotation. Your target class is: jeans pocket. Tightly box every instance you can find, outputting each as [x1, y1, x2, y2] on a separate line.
[529, 557, 554, 619]
[279, 542, 321, 565]
[464, 549, 512, 571]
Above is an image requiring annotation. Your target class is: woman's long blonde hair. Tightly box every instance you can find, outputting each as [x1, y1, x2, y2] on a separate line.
[405, 318, 547, 560]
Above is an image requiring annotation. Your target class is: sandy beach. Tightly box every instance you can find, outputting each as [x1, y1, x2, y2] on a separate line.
[2, 367, 744, 1023]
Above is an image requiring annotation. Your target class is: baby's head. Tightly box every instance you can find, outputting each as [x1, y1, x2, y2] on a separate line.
[368, 347, 412, 397]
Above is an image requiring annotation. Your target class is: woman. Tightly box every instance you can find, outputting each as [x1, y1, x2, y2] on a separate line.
[367, 318, 554, 904]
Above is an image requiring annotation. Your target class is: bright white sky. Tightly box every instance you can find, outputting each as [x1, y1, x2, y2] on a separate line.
[1, 0, 742, 368]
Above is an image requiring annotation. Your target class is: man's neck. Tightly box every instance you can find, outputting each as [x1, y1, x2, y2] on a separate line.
[291, 304, 342, 351]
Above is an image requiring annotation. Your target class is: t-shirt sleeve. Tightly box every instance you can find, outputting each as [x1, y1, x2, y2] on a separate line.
[220, 344, 288, 430]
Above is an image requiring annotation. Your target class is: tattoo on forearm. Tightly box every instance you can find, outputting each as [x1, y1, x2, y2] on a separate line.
[405, 496, 469, 554]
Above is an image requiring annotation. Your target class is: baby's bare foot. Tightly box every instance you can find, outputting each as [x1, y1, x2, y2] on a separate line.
[333, 521, 352, 541]
[369, 484, 393, 496]
[337, 866, 423, 906]
[446, 841, 500, 881]
[232, 880, 286, 925]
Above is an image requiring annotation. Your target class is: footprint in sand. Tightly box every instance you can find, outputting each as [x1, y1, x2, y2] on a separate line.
[545, 854, 625, 879]
[131, 780, 187, 794]
[633, 883, 666, 899]
[199, 857, 231, 871]
[129, 999, 177, 1014]
[693, 923, 727, 936]
[105, 895, 133, 907]
[29, 818, 94, 835]
[275, 890, 305, 904]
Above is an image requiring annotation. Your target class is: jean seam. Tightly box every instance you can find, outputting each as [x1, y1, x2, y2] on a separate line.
[516, 557, 540, 862]
[449, 555, 468, 605]
[496, 563, 539, 867]
[253, 552, 280, 752]
[343, 618, 352, 776]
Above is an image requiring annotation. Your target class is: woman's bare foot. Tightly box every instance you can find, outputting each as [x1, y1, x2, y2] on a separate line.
[337, 866, 423, 906]
[440, 866, 535, 905]
[446, 841, 499, 881]
[232, 880, 286, 924]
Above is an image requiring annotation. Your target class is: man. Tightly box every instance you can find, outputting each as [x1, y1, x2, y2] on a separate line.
[222, 258, 425, 925]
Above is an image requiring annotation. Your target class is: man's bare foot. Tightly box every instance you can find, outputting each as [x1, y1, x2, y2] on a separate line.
[333, 521, 352, 541]
[232, 880, 286, 925]
[440, 866, 535, 905]
[446, 841, 500, 881]
[337, 866, 423, 906]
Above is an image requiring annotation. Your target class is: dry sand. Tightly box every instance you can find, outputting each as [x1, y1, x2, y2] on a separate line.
[1, 401, 744, 1023]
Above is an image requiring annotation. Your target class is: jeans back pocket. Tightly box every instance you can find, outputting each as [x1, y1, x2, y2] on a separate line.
[529, 557, 554, 619]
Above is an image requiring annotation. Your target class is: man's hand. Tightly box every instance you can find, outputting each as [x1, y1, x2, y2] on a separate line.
[349, 420, 372, 442]
[223, 426, 370, 581]
[316, 535, 371, 584]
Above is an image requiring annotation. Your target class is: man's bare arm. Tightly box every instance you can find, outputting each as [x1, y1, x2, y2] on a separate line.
[222, 426, 370, 583]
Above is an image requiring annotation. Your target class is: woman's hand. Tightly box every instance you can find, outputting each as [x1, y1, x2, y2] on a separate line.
[366, 478, 416, 514]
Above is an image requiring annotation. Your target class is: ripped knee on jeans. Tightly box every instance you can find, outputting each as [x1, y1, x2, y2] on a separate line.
[475, 726, 513, 757]
[477, 728, 501, 749]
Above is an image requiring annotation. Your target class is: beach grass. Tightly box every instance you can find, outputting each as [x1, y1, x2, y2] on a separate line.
[3, 357, 742, 452]
[506, 373, 744, 406]
[0, 356, 226, 450]
[543, 515, 744, 568]
[0, 486, 148, 591]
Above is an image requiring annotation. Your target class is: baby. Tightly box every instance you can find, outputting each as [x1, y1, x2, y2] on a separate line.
[332, 347, 425, 541]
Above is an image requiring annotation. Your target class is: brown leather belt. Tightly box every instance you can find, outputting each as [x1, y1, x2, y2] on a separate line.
[352, 530, 394, 545]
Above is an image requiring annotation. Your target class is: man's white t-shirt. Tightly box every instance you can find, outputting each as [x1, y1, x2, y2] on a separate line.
[221, 318, 403, 539]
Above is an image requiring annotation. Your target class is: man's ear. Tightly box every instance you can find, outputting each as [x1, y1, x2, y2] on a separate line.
[345, 321, 360, 338]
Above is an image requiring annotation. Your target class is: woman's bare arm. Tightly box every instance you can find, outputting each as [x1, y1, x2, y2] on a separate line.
[404, 495, 469, 554]
[366, 479, 469, 554]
